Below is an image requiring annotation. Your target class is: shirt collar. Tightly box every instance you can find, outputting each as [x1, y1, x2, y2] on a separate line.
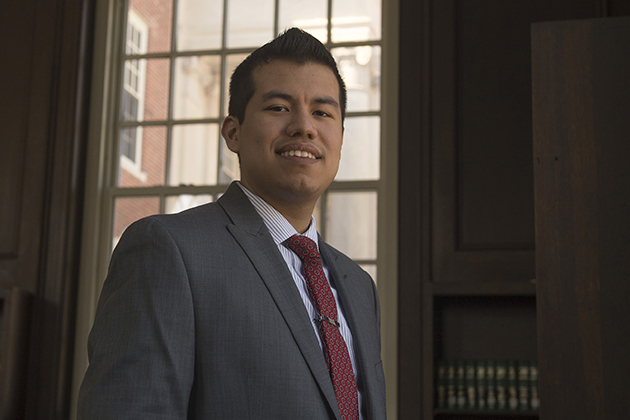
[237, 182, 320, 248]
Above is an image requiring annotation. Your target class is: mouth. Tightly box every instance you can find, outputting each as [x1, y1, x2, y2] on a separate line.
[277, 143, 321, 160]
[279, 150, 317, 159]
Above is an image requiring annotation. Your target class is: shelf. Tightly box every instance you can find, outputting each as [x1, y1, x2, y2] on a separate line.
[434, 409, 538, 419]
[432, 280, 536, 297]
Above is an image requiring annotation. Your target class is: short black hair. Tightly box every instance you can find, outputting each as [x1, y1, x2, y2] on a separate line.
[228, 27, 347, 123]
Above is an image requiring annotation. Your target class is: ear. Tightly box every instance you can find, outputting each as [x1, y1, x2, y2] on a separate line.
[221, 115, 240, 153]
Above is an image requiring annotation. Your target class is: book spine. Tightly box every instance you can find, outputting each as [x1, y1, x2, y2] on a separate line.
[495, 360, 507, 410]
[507, 360, 519, 410]
[446, 360, 457, 409]
[518, 360, 530, 411]
[486, 359, 497, 410]
[456, 360, 466, 409]
[476, 360, 487, 410]
[465, 360, 476, 409]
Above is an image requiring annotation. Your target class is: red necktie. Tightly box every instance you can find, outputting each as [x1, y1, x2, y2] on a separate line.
[286, 235, 359, 420]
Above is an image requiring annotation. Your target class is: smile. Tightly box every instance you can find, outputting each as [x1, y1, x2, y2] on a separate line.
[279, 150, 318, 159]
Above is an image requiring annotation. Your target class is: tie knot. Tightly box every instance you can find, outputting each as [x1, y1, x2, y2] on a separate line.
[285, 235, 320, 261]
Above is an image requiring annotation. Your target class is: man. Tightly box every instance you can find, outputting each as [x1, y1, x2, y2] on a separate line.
[77, 28, 386, 419]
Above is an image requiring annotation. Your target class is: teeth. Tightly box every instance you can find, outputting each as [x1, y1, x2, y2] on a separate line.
[281, 150, 316, 159]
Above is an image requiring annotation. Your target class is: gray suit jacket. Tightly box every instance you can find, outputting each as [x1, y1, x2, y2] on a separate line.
[77, 182, 386, 419]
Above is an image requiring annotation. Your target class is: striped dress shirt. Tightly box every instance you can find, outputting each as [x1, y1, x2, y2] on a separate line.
[238, 183, 364, 419]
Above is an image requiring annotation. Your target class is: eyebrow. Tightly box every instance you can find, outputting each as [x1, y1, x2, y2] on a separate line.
[261, 90, 339, 108]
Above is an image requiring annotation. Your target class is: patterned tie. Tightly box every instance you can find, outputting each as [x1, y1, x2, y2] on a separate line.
[285, 235, 359, 420]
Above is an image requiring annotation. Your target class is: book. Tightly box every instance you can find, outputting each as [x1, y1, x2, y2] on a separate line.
[465, 360, 477, 409]
[434, 358, 538, 412]
[446, 360, 457, 409]
[495, 360, 507, 410]
[518, 360, 530, 411]
[456, 360, 466, 409]
[476, 360, 487, 410]
[507, 360, 519, 410]
[486, 359, 497, 410]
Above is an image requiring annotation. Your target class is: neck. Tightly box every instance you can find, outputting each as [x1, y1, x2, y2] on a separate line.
[239, 181, 317, 233]
[265, 197, 315, 233]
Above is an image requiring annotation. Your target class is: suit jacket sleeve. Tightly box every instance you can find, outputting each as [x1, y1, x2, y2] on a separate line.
[77, 217, 195, 419]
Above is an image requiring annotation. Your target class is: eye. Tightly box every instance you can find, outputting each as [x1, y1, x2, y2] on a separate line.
[313, 110, 331, 118]
[268, 105, 288, 112]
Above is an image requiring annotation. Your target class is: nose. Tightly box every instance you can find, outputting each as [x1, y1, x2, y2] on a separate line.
[286, 108, 317, 139]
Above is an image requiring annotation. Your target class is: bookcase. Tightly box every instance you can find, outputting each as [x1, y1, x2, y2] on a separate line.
[396, 0, 625, 419]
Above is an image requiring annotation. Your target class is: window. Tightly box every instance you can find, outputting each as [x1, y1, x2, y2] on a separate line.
[107, 0, 386, 271]
[74, 0, 398, 417]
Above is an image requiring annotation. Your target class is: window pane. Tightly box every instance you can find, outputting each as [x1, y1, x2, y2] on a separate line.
[112, 196, 160, 250]
[169, 124, 220, 186]
[325, 191, 377, 259]
[166, 194, 213, 213]
[176, 0, 224, 51]
[226, 0, 275, 48]
[331, 0, 381, 43]
[278, 0, 327, 43]
[173, 55, 221, 120]
[145, 59, 170, 120]
[128, 0, 173, 54]
[118, 125, 167, 187]
[219, 141, 240, 184]
[121, 58, 170, 122]
[333, 46, 381, 112]
[336, 116, 380, 181]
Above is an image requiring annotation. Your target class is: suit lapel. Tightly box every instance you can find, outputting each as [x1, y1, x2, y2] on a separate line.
[218, 184, 341, 419]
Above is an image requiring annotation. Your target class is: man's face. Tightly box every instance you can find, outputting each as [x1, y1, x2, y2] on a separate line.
[222, 59, 344, 209]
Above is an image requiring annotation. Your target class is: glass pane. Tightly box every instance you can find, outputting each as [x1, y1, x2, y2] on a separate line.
[173, 55, 222, 120]
[127, 0, 173, 54]
[121, 58, 170, 122]
[332, 46, 381, 112]
[360, 264, 377, 284]
[325, 191, 377, 259]
[224, 54, 248, 114]
[118, 125, 167, 187]
[278, 0, 327, 43]
[219, 141, 240, 184]
[176, 0, 224, 51]
[331, 0, 381, 43]
[169, 124, 220, 186]
[112, 196, 160, 250]
[336, 116, 380, 181]
[166, 194, 213, 213]
[226, 0, 275, 48]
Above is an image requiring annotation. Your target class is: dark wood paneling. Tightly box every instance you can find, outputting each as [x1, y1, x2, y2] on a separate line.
[0, 1, 38, 261]
[431, 0, 599, 284]
[398, 1, 609, 419]
[0, 0, 93, 417]
[0, 0, 40, 285]
[398, 0, 432, 417]
[532, 16, 630, 420]
[435, 296, 537, 361]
